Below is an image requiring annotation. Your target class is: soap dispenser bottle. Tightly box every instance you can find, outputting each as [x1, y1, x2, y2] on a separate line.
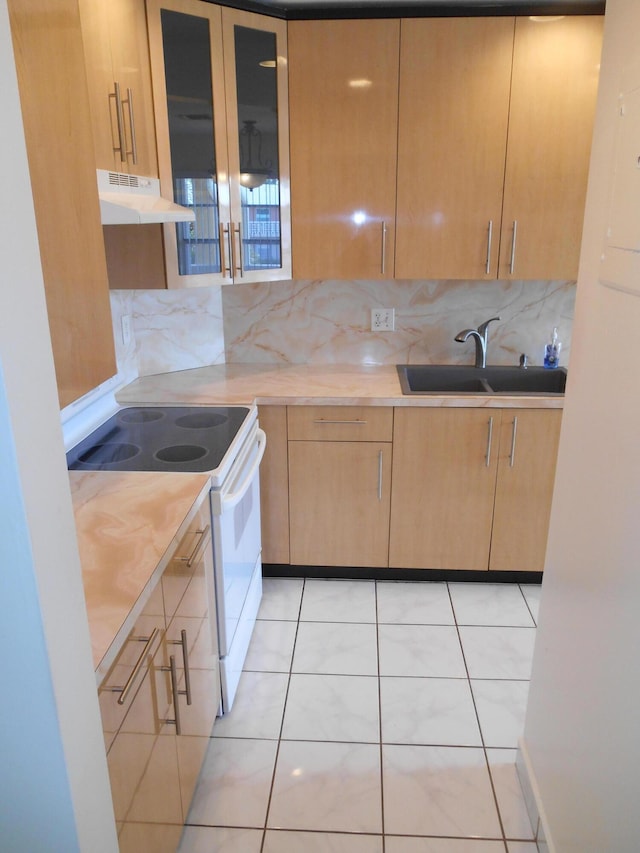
[543, 327, 561, 369]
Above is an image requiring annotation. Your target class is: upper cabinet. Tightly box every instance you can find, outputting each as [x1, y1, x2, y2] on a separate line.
[289, 15, 603, 281]
[8, 0, 117, 408]
[147, 0, 291, 287]
[79, 0, 158, 177]
[394, 17, 513, 280]
[288, 20, 400, 280]
[498, 16, 603, 280]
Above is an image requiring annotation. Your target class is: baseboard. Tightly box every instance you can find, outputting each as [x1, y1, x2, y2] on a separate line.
[263, 564, 543, 583]
[517, 738, 556, 853]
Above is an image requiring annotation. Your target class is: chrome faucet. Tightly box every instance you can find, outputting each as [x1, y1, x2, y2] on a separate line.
[454, 316, 501, 368]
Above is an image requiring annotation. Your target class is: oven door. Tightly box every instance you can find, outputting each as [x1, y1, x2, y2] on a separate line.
[210, 424, 266, 661]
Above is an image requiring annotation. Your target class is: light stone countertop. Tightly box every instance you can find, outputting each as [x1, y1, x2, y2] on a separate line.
[69, 470, 211, 683]
[116, 362, 565, 409]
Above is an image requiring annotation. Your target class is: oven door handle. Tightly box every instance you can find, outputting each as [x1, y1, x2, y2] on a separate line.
[219, 428, 266, 511]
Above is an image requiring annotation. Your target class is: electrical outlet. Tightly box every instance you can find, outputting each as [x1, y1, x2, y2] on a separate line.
[371, 308, 395, 332]
[121, 314, 132, 346]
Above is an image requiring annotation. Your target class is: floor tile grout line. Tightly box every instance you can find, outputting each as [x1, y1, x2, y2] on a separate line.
[258, 576, 307, 853]
[446, 581, 510, 848]
[374, 580, 386, 853]
[518, 581, 540, 627]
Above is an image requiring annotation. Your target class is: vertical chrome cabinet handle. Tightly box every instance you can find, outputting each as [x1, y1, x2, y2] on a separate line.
[107, 628, 160, 706]
[509, 220, 518, 275]
[162, 655, 182, 735]
[178, 525, 210, 568]
[485, 417, 494, 467]
[485, 220, 493, 275]
[509, 416, 519, 467]
[377, 450, 383, 501]
[169, 629, 193, 706]
[381, 221, 387, 275]
[123, 87, 138, 165]
[110, 82, 127, 163]
[219, 223, 231, 276]
[236, 222, 245, 277]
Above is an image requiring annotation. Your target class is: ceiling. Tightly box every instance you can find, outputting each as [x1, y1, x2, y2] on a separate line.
[215, 0, 605, 20]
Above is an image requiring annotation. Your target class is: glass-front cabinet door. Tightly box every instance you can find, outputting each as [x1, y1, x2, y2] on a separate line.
[221, 8, 291, 281]
[146, 0, 290, 287]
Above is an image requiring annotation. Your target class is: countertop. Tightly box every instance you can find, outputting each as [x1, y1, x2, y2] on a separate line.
[116, 362, 565, 409]
[69, 470, 211, 683]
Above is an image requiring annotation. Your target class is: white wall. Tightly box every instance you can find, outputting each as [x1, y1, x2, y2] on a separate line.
[0, 2, 117, 849]
[521, 1, 640, 849]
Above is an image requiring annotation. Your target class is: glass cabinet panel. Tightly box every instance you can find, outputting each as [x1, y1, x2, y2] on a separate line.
[160, 9, 222, 277]
[232, 25, 282, 272]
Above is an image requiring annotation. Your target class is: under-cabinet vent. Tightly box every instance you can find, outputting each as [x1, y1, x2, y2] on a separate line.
[96, 169, 195, 225]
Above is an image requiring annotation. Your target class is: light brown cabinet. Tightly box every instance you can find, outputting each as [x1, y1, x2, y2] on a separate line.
[147, 0, 291, 287]
[258, 406, 290, 564]
[287, 406, 393, 567]
[289, 19, 400, 280]
[98, 498, 220, 852]
[79, 0, 158, 177]
[8, 0, 117, 408]
[490, 409, 562, 572]
[389, 407, 562, 572]
[289, 15, 602, 281]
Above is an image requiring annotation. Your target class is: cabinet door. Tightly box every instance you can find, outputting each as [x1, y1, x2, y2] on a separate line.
[162, 504, 220, 819]
[395, 17, 513, 279]
[490, 409, 562, 573]
[8, 0, 117, 408]
[289, 440, 392, 568]
[289, 19, 400, 279]
[498, 16, 603, 279]
[258, 406, 290, 564]
[389, 408, 499, 571]
[79, 0, 158, 176]
[222, 8, 292, 282]
[98, 583, 184, 848]
[147, 0, 232, 287]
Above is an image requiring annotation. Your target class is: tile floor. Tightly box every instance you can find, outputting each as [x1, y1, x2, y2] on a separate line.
[179, 578, 542, 853]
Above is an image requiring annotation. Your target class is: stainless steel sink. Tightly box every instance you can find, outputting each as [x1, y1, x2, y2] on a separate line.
[397, 364, 566, 395]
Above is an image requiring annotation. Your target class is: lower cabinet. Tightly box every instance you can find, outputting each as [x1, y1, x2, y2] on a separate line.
[98, 499, 220, 852]
[389, 407, 562, 572]
[259, 403, 561, 574]
[288, 406, 393, 567]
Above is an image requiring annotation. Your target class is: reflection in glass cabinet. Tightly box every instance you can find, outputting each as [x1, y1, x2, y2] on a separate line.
[233, 26, 282, 272]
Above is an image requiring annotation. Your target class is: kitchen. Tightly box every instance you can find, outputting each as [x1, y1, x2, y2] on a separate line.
[2, 0, 640, 851]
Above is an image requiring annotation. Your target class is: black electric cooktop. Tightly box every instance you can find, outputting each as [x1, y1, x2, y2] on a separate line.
[66, 406, 251, 473]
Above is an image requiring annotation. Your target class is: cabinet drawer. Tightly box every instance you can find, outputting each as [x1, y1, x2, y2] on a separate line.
[287, 405, 393, 442]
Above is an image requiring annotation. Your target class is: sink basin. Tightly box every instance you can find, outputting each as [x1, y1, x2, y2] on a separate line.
[397, 364, 566, 395]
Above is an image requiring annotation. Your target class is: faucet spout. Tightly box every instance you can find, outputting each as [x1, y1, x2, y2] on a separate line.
[454, 316, 501, 368]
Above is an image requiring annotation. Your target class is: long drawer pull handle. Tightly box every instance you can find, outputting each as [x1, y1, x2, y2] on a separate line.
[485, 417, 494, 467]
[509, 416, 519, 467]
[169, 629, 192, 705]
[485, 219, 493, 275]
[178, 525, 210, 568]
[509, 220, 518, 275]
[312, 419, 367, 426]
[378, 450, 383, 501]
[110, 81, 127, 163]
[122, 87, 138, 165]
[162, 655, 182, 735]
[381, 220, 387, 274]
[108, 628, 160, 706]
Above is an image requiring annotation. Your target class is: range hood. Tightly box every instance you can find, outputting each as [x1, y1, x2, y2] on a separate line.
[97, 169, 195, 225]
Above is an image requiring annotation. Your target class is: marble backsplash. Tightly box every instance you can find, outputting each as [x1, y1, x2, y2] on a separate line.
[222, 278, 576, 368]
[109, 287, 225, 380]
[107, 278, 576, 381]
